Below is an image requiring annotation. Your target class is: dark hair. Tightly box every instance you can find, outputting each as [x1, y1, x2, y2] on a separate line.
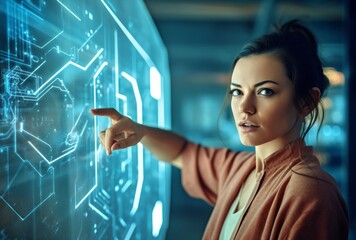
[231, 19, 330, 140]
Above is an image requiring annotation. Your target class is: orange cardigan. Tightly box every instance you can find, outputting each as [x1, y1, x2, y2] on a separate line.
[181, 139, 349, 239]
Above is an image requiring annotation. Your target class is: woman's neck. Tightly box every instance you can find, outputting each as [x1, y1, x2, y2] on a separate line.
[254, 135, 300, 173]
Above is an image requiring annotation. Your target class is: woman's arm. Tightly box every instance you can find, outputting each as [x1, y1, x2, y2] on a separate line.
[90, 108, 186, 168]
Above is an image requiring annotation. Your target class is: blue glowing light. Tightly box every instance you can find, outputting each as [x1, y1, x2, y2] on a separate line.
[0, 0, 171, 239]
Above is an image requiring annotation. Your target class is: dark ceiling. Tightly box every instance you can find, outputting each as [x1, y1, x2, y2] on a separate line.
[145, 0, 344, 78]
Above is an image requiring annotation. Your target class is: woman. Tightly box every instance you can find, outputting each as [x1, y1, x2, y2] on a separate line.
[91, 20, 349, 239]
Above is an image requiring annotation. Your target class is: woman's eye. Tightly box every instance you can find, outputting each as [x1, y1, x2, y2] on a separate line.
[258, 88, 275, 96]
[229, 89, 242, 96]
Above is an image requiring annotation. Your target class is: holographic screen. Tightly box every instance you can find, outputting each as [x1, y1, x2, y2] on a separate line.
[0, 0, 171, 239]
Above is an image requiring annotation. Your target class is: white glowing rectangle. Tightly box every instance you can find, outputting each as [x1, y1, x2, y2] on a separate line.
[152, 201, 163, 237]
[150, 67, 161, 100]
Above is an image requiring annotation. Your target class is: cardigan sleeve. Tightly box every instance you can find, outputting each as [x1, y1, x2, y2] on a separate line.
[180, 142, 252, 205]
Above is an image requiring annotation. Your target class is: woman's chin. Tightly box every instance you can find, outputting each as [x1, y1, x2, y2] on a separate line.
[239, 135, 266, 147]
[239, 138, 257, 147]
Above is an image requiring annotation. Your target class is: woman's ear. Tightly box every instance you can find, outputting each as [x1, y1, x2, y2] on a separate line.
[300, 87, 321, 116]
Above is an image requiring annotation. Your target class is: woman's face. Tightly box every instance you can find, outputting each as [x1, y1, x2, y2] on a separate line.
[230, 53, 302, 148]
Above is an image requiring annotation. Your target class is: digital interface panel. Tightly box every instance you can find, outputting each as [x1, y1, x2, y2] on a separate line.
[0, 0, 171, 239]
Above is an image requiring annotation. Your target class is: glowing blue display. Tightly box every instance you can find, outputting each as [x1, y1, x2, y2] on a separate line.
[0, 0, 171, 239]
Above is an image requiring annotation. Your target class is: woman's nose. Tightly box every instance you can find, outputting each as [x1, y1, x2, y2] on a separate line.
[239, 95, 256, 115]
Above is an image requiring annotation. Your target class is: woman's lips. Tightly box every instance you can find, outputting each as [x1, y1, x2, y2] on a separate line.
[238, 124, 259, 133]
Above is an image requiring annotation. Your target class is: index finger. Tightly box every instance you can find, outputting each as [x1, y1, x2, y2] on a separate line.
[90, 108, 123, 121]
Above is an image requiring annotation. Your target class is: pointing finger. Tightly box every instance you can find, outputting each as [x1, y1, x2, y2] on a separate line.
[90, 108, 123, 121]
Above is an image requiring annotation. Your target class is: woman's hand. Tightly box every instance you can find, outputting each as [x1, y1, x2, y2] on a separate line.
[90, 108, 143, 155]
[91, 107, 186, 167]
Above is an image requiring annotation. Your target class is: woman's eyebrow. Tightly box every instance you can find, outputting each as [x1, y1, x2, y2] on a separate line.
[254, 80, 279, 87]
[230, 80, 280, 88]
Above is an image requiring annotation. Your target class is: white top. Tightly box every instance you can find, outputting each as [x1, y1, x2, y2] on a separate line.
[219, 187, 245, 240]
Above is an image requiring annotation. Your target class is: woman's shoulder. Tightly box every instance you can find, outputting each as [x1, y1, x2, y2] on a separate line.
[286, 156, 342, 200]
[290, 155, 336, 185]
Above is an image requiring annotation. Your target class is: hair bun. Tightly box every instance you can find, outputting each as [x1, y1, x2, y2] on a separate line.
[278, 19, 318, 53]
[278, 20, 329, 92]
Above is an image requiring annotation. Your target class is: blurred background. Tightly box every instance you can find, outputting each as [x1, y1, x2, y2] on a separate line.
[143, 0, 355, 239]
